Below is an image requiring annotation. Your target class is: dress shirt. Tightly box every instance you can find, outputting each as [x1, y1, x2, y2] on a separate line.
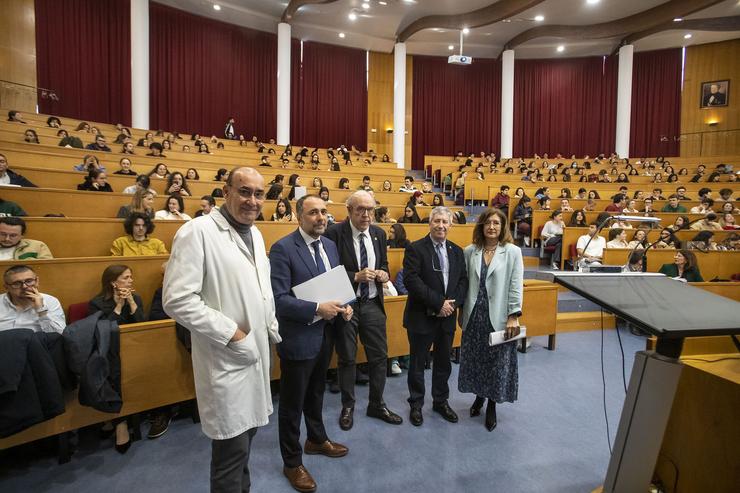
[431, 235, 449, 290]
[154, 210, 192, 221]
[576, 234, 606, 258]
[349, 222, 377, 299]
[541, 220, 564, 240]
[0, 293, 65, 333]
[298, 228, 331, 313]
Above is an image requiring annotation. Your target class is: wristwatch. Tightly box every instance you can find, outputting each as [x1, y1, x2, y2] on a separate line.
[36, 305, 48, 314]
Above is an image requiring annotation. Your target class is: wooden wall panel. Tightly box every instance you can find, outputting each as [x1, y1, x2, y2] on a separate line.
[680, 39, 740, 157]
[0, 0, 37, 112]
[366, 51, 412, 169]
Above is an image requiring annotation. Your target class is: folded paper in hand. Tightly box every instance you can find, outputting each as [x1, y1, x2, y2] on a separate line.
[489, 326, 526, 346]
[292, 265, 356, 323]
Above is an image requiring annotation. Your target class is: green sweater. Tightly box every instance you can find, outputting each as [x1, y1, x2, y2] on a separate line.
[658, 263, 704, 282]
[0, 200, 27, 217]
[661, 204, 687, 213]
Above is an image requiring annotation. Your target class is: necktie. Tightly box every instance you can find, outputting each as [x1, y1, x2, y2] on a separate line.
[311, 240, 326, 274]
[435, 242, 447, 290]
[359, 232, 369, 301]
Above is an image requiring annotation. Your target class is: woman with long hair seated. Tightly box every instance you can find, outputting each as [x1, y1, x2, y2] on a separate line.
[77, 169, 113, 192]
[270, 198, 297, 222]
[398, 204, 421, 224]
[117, 189, 156, 219]
[154, 194, 192, 221]
[387, 223, 410, 249]
[658, 249, 703, 282]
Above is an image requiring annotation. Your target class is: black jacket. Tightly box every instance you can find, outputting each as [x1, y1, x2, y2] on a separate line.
[5, 169, 36, 188]
[0, 330, 66, 437]
[325, 221, 389, 313]
[63, 312, 122, 413]
[402, 235, 468, 334]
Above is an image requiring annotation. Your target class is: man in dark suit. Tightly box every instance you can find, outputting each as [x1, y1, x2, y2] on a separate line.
[324, 191, 403, 431]
[270, 194, 353, 493]
[402, 206, 468, 426]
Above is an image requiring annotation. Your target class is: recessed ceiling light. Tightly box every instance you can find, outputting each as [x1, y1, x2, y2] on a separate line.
[673, 17, 683, 22]
[534, 15, 544, 22]
[556, 45, 565, 52]
[684, 33, 692, 39]
[502, 19, 511, 23]
[462, 28, 470, 34]
[361, 2, 370, 9]
[379, 1, 387, 5]
[348, 12, 357, 21]
[448, 45, 454, 50]
[403, 0, 417, 4]
[338, 32, 346, 38]
[213, 4, 221, 11]
[586, 0, 600, 4]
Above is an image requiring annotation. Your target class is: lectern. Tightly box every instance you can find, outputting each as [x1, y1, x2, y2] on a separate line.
[541, 272, 740, 493]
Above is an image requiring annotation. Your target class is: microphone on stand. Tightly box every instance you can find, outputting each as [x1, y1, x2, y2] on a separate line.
[632, 215, 709, 271]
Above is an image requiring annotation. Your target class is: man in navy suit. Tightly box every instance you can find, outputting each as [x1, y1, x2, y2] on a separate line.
[403, 206, 468, 427]
[270, 194, 352, 493]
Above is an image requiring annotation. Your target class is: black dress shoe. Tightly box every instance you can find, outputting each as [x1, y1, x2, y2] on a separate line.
[115, 440, 131, 455]
[470, 396, 485, 417]
[339, 407, 354, 431]
[409, 408, 423, 427]
[485, 400, 497, 432]
[432, 402, 459, 423]
[366, 406, 403, 425]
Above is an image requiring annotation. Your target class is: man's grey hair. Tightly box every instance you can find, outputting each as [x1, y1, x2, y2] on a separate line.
[346, 190, 373, 208]
[429, 206, 452, 222]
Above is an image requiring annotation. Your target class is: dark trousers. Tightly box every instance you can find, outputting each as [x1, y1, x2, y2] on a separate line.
[278, 333, 331, 468]
[335, 297, 388, 409]
[211, 427, 257, 493]
[407, 326, 454, 408]
[544, 235, 563, 263]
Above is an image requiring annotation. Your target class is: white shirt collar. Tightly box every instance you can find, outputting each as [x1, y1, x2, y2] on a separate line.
[349, 221, 369, 240]
[430, 234, 446, 248]
[298, 227, 320, 247]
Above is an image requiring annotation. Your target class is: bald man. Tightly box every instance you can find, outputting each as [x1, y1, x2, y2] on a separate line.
[324, 191, 403, 431]
[164, 167, 281, 492]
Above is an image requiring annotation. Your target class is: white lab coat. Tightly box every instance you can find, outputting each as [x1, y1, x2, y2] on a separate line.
[163, 210, 281, 440]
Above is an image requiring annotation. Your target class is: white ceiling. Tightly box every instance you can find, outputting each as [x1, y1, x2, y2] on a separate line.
[154, 0, 740, 59]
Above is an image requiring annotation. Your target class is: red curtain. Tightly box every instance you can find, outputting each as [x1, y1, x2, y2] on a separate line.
[412, 56, 501, 170]
[149, 2, 277, 139]
[35, 0, 131, 125]
[629, 48, 682, 158]
[513, 56, 616, 158]
[290, 41, 367, 149]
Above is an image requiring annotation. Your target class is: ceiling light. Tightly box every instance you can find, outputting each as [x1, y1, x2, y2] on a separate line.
[448, 45, 454, 50]
[379, 1, 387, 5]
[684, 33, 692, 39]
[534, 15, 544, 22]
[462, 28, 470, 34]
[361, 2, 370, 9]
[348, 12, 357, 21]
[556, 45, 565, 52]
[502, 19, 511, 23]
[586, 0, 600, 4]
[673, 17, 683, 22]
[213, 4, 221, 11]
[338, 32, 346, 38]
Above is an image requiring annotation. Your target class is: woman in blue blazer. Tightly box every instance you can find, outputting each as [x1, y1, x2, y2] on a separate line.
[458, 208, 524, 431]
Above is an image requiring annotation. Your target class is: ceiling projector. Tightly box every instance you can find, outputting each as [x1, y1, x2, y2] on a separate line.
[448, 54, 472, 65]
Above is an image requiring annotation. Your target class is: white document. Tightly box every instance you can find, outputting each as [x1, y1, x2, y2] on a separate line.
[292, 265, 356, 323]
[292, 186, 307, 200]
[489, 326, 527, 346]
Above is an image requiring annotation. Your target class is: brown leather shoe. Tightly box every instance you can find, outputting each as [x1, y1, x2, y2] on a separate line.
[283, 465, 317, 493]
[304, 439, 349, 458]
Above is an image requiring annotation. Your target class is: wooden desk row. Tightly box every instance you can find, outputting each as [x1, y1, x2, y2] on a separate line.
[601, 249, 740, 280]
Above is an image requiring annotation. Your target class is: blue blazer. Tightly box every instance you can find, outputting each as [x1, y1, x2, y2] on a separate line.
[270, 229, 341, 360]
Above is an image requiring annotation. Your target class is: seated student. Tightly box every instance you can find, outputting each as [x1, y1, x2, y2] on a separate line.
[558, 198, 573, 212]
[408, 190, 429, 208]
[214, 168, 230, 183]
[7, 110, 26, 123]
[148, 163, 169, 180]
[46, 116, 61, 128]
[76, 121, 91, 132]
[113, 157, 137, 175]
[0, 217, 53, 260]
[399, 175, 418, 193]
[194, 195, 217, 217]
[568, 210, 587, 227]
[357, 175, 373, 191]
[542, 210, 565, 269]
[137, 131, 154, 147]
[0, 197, 27, 217]
[85, 135, 112, 152]
[374, 206, 394, 224]
[658, 249, 703, 282]
[627, 229, 649, 250]
[122, 174, 156, 196]
[720, 212, 739, 230]
[185, 168, 199, 181]
[513, 196, 533, 244]
[689, 212, 722, 231]
[111, 212, 168, 256]
[654, 228, 680, 249]
[0, 265, 65, 333]
[154, 194, 192, 221]
[421, 181, 434, 194]
[165, 172, 191, 197]
[58, 131, 84, 149]
[690, 198, 714, 214]
[270, 198, 297, 222]
[265, 183, 283, 200]
[489, 185, 510, 212]
[77, 169, 113, 192]
[388, 223, 410, 249]
[147, 142, 166, 158]
[398, 204, 421, 223]
[73, 154, 105, 173]
[0, 154, 34, 188]
[576, 222, 607, 268]
[661, 195, 687, 213]
[686, 231, 718, 251]
[605, 194, 626, 212]
[117, 189, 156, 219]
[24, 129, 40, 144]
[606, 228, 629, 248]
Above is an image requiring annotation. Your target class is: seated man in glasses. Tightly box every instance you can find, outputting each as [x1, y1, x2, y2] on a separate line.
[0, 265, 65, 333]
[0, 217, 53, 260]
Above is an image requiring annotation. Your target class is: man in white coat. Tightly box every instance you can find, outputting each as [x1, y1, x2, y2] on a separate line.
[164, 167, 280, 493]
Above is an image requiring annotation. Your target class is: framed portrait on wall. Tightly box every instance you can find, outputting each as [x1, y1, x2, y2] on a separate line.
[700, 80, 729, 108]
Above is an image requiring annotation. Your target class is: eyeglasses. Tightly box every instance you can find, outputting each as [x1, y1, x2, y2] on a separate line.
[353, 207, 374, 216]
[7, 277, 38, 289]
[0, 232, 20, 240]
[233, 187, 265, 200]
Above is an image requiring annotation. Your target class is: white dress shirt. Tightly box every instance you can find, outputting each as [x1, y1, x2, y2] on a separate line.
[431, 235, 449, 290]
[155, 210, 192, 221]
[349, 222, 377, 299]
[299, 228, 332, 313]
[0, 293, 66, 333]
